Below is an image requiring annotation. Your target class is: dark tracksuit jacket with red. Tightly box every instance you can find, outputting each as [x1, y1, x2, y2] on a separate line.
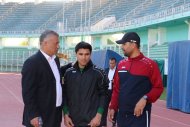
[109, 53, 163, 127]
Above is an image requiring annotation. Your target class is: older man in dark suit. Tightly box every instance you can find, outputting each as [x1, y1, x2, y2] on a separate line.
[21, 30, 63, 127]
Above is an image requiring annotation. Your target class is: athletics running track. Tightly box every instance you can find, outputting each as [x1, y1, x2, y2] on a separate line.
[0, 73, 189, 127]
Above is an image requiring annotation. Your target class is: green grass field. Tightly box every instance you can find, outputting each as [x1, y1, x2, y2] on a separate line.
[160, 87, 166, 100]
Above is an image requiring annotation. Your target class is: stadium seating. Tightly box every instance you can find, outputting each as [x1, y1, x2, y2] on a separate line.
[0, 0, 189, 32]
[0, 2, 63, 31]
[149, 42, 168, 59]
[0, 0, 189, 72]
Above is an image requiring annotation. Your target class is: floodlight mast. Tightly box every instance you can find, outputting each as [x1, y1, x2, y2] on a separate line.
[62, 0, 65, 53]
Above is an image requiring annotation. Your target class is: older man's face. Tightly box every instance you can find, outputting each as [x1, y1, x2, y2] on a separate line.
[43, 34, 60, 56]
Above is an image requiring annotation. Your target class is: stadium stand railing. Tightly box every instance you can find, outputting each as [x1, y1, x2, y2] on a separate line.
[0, 42, 168, 72]
[0, 47, 38, 72]
[0, 0, 190, 34]
[0, 0, 186, 72]
[148, 42, 168, 60]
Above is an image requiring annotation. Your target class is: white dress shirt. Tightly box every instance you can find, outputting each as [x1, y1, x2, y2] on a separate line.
[40, 50, 62, 107]
[108, 67, 116, 90]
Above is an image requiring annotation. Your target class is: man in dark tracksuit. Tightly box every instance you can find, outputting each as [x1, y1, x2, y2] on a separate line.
[63, 41, 108, 127]
[108, 32, 164, 127]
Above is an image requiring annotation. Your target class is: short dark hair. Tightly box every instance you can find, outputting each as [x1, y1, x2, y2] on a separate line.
[110, 57, 116, 62]
[39, 30, 59, 44]
[75, 41, 92, 53]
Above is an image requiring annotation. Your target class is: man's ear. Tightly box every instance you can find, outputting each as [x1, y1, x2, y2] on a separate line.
[133, 43, 138, 49]
[131, 43, 135, 49]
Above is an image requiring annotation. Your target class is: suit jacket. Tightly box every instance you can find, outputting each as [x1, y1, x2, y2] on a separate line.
[105, 67, 116, 91]
[21, 50, 62, 127]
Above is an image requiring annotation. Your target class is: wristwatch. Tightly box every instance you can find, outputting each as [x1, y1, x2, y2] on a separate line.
[143, 95, 148, 100]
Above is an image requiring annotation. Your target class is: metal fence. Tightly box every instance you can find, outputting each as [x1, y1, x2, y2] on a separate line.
[0, 50, 37, 72]
[0, 45, 151, 72]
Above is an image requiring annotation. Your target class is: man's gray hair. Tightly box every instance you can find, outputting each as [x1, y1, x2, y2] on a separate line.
[39, 30, 59, 44]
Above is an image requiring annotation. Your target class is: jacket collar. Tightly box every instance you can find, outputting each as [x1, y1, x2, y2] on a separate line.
[127, 52, 144, 61]
[37, 50, 56, 80]
[40, 50, 56, 61]
[73, 60, 93, 72]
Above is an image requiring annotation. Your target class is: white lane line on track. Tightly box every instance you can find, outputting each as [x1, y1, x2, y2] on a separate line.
[152, 114, 190, 126]
[0, 83, 23, 105]
[0, 73, 21, 75]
